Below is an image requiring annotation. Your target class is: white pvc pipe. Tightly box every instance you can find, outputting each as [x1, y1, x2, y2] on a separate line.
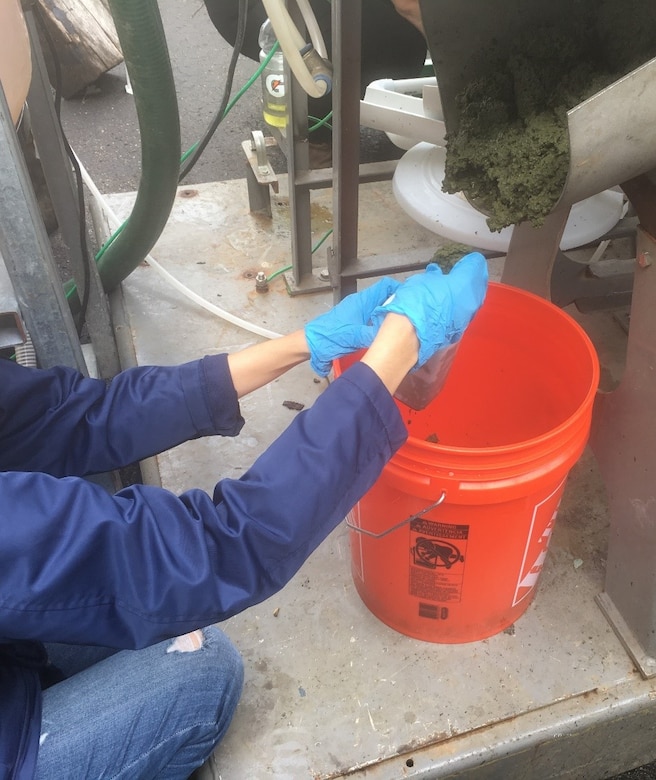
[261, 0, 328, 98]
[75, 152, 283, 341]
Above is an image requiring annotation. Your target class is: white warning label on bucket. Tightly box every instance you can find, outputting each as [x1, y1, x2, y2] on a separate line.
[409, 519, 468, 603]
[512, 479, 566, 607]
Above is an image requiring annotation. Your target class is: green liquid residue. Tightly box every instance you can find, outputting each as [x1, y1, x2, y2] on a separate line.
[442, 1, 656, 232]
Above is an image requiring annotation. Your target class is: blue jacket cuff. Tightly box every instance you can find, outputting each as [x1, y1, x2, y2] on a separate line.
[193, 354, 245, 437]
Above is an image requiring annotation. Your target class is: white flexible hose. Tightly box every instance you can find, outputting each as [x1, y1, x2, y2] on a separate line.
[295, 0, 327, 59]
[261, 0, 329, 98]
[75, 153, 283, 341]
[263, 0, 305, 50]
[15, 332, 37, 367]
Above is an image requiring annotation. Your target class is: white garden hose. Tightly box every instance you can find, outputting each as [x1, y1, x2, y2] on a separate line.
[75, 152, 283, 341]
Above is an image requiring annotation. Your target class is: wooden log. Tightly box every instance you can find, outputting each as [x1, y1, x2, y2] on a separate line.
[34, 0, 123, 98]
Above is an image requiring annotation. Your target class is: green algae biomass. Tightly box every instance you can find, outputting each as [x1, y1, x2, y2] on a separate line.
[430, 241, 473, 271]
[442, 1, 656, 231]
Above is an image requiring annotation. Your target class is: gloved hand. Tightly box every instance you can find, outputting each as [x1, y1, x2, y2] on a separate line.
[305, 276, 401, 376]
[371, 252, 488, 367]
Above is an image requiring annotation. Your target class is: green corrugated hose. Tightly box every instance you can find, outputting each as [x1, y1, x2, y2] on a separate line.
[97, 0, 181, 294]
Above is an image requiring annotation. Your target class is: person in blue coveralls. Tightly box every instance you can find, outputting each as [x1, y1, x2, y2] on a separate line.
[0, 254, 487, 780]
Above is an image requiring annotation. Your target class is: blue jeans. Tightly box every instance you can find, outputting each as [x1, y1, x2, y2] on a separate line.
[35, 626, 243, 779]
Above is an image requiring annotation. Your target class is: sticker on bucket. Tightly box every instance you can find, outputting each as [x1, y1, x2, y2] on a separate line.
[512, 480, 565, 607]
[409, 518, 468, 604]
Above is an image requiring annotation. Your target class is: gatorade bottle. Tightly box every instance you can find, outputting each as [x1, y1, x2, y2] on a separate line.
[258, 18, 287, 132]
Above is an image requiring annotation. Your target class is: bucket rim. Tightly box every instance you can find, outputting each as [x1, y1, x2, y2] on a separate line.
[398, 282, 601, 457]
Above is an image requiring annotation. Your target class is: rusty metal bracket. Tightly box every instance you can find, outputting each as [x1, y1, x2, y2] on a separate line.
[242, 131, 280, 217]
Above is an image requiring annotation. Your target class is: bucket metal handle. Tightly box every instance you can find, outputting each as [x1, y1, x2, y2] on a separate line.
[345, 492, 446, 539]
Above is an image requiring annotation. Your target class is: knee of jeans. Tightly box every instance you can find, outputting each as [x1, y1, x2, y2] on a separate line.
[205, 626, 244, 707]
[205, 626, 244, 691]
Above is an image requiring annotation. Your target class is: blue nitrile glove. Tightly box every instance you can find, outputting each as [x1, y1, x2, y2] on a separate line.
[371, 252, 488, 367]
[305, 276, 401, 376]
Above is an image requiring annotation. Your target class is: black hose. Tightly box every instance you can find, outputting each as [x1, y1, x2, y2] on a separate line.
[179, 0, 248, 181]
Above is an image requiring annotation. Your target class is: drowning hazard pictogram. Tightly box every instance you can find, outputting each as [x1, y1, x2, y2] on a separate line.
[409, 518, 468, 604]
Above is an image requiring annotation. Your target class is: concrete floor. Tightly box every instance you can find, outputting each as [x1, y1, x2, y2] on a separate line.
[55, 1, 656, 777]
[96, 175, 655, 779]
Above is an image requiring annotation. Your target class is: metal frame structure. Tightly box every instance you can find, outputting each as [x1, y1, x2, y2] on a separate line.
[242, 0, 421, 299]
[328, 0, 435, 300]
[0, 4, 120, 377]
[592, 192, 656, 678]
[23, 6, 120, 378]
[0, 82, 87, 372]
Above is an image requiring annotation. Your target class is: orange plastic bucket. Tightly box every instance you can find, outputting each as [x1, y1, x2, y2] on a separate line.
[335, 282, 599, 643]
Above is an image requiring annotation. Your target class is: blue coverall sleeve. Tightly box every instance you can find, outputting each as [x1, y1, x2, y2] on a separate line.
[0, 361, 406, 650]
[0, 354, 243, 476]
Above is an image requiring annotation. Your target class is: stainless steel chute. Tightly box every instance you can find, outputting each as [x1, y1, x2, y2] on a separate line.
[420, 0, 656, 211]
